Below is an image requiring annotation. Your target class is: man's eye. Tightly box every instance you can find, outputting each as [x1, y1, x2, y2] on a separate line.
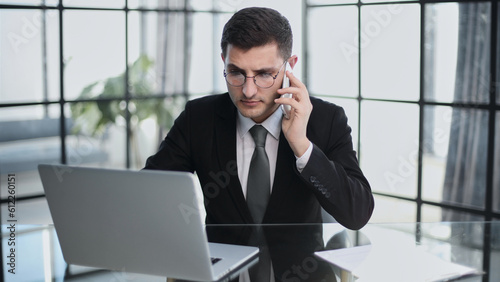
[228, 71, 243, 76]
[257, 73, 273, 78]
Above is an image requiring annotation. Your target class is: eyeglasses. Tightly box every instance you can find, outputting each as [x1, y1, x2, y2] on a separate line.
[223, 61, 287, 89]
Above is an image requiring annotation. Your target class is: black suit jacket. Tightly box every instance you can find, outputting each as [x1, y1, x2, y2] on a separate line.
[144, 93, 374, 230]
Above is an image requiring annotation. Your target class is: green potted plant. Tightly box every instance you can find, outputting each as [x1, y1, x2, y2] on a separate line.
[71, 55, 185, 166]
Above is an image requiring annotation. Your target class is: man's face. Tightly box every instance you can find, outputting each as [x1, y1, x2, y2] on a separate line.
[222, 43, 285, 123]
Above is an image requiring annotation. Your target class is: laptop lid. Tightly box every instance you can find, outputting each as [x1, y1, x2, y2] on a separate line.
[38, 164, 258, 281]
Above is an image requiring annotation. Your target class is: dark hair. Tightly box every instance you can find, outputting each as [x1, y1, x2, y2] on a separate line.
[221, 7, 293, 60]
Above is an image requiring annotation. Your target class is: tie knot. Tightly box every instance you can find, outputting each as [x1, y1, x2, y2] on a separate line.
[249, 125, 267, 147]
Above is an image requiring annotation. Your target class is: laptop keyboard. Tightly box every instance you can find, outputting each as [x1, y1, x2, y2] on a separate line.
[211, 257, 222, 265]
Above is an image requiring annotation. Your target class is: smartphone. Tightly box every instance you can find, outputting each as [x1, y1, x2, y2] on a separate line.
[281, 62, 292, 119]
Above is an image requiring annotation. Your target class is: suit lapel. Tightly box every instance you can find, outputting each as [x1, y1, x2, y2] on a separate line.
[215, 95, 254, 223]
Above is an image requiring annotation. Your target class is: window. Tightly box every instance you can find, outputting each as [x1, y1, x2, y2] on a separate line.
[305, 0, 499, 224]
[1, 0, 498, 269]
[0, 0, 303, 220]
[1, 0, 498, 280]
[305, 1, 499, 280]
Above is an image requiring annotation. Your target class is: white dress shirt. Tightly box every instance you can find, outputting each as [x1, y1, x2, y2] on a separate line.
[236, 108, 313, 199]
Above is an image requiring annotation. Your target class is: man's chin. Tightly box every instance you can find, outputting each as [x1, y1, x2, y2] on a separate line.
[237, 108, 263, 122]
[240, 110, 261, 120]
[240, 109, 280, 123]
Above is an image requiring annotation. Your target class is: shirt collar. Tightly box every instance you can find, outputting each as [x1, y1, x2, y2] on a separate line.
[237, 108, 282, 140]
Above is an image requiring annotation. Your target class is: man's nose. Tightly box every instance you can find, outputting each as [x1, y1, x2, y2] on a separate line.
[242, 77, 258, 98]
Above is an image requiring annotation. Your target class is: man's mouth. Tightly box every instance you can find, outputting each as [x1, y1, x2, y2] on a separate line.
[241, 100, 261, 107]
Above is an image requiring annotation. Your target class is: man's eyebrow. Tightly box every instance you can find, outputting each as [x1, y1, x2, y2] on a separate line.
[226, 63, 277, 73]
[226, 63, 243, 72]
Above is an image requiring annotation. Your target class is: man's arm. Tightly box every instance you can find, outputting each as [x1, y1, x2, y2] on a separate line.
[276, 71, 374, 230]
[144, 102, 194, 172]
[300, 138, 374, 230]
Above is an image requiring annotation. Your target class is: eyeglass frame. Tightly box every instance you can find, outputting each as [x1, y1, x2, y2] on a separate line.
[223, 60, 288, 89]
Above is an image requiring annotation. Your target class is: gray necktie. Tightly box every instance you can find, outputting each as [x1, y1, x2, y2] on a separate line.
[246, 125, 270, 224]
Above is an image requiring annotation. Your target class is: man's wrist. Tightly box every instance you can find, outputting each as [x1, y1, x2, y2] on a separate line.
[291, 138, 312, 158]
[296, 142, 313, 173]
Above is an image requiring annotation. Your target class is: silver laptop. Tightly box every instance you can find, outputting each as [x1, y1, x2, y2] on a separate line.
[38, 164, 258, 281]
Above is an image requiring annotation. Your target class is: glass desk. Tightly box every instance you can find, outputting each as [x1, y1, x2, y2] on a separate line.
[1, 222, 498, 281]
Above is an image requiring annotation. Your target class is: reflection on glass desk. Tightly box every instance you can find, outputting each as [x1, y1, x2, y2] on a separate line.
[1, 222, 499, 281]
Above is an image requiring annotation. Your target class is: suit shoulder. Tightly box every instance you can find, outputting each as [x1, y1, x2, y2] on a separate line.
[184, 93, 232, 113]
[187, 93, 230, 107]
[307, 97, 353, 149]
[309, 96, 346, 120]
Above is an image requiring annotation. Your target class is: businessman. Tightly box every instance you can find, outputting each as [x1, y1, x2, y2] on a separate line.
[144, 7, 374, 231]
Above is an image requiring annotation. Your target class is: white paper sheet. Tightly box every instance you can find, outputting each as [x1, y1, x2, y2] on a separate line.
[315, 244, 482, 281]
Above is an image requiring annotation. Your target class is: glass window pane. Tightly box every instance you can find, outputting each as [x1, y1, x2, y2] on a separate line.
[360, 101, 419, 198]
[189, 0, 213, 10]
[423, 107, 488, 211]
[495, 112, 500, 213]
[426, 3, 491, 104]
[128, 11, 189, 96]
[189, 12, 216, 94]
[361, 4, 420, 101]
[370, 195, 416, 223]
[63, 0, 125, 9]
[200, 0, 235, 12]
[362, 0, 414, 3]
[321, 96, 359, 152]
[492, 220, 500, 282]
[423, 3, 459, 103]
[67, 102, 126, 169]
[0, 105, 61, 199]
[497, 3, 500, 105]
[187, 12, 230, 99]
[420, 205, 442, 223]
[127, 11, 159, 96]
[128, 11, 190, 96]
[421, 105, 451, 204]
[307, 0, 356, 5]
[308, 6, 358, 97]
[128, 0, 184, 10]
[213, 13, 232, 94]
[0, 9, 60, 103]
[64, 10, 126, 100]
[211, 0, 302, 13]
[0, 0, 56, 4]
[130, 97, 186, 169]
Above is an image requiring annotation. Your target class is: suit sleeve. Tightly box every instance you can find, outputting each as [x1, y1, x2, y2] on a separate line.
[300, 102, 374, 230]
[144, 101, 194, 173]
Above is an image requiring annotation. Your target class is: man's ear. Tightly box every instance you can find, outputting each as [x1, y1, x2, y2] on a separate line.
[288, 55, 298, 69]
[221, 53, 225, 64]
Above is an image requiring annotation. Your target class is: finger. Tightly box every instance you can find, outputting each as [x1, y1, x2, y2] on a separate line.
[281, 72, 309, 102]
[277, 82, 299, 97]
[286, 71, 305, 89]
[275, 96, 301, 111]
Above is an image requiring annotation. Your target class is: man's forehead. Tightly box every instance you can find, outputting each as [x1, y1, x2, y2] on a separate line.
[224, 43, 283, 69]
